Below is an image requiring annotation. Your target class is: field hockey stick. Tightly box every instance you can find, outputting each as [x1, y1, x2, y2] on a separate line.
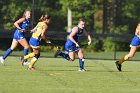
[18, 29, 31, 32]
[46, 41, 61, 49]
[80, 43, 89, 48]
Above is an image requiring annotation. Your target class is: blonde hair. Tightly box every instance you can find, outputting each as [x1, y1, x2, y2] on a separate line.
[39, 14, 51, 22]
[135, 23, 140, 35]
[22, 9, 31, 18]
[78, 18, 85, 24]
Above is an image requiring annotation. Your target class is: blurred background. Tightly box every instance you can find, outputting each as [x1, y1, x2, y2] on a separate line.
[0, 0, 140, 60]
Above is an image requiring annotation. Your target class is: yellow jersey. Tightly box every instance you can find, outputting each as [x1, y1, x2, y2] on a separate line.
[32, 22, 46, 41]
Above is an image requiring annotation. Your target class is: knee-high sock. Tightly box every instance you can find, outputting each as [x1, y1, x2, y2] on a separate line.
[29, 57, 37, 68]
[24, 49, 28, 62]
[24, 49, 28, 56]
[118, 55, 129, 64]
[59, 52, 70, 61]
[24, 52, 35, 60]
[79, 59, 84, 70]
[2, 48, 12, 59]
[28, 54, 40, 68]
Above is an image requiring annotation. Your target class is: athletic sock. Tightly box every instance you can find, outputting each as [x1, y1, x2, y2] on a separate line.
[2, 48, 12, 59]
[79, 59, 84, 70]
[29, 57, 37, 68]
[24, 49, 28, 62]
[59, 52, 70, 61]
[24, 52, 35, 60]
[118, 55, 129, 64]
[24, 49, 28, 56]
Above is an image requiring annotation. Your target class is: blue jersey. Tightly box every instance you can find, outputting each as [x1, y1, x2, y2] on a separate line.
[65, 26, 83, 52]
[13, 18, 30, 40]
[130, 35, 140, 47]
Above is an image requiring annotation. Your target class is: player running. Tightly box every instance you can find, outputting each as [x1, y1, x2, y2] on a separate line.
[54, 18, 92, 71]
[115, 22, 140, 71]
[0, 9, 31, 65]
[21, 14, 51, 70]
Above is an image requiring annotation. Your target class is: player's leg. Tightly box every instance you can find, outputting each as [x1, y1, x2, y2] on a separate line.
[68, 52, 75, 61]
[28, 48, 40, 70]
[115, 35, 140, 71]
[19, 39, 30, 65]
[120, 47, 137, 64]
[54, 44, 73, 61]
[115, 47, 137, 71]
[0, 39, 18, 64]
[77, 49, 86, 71]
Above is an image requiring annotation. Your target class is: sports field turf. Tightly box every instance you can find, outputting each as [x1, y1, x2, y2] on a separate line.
[0, 57, 140, 93]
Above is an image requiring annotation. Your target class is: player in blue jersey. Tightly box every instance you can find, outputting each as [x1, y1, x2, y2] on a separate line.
[0, 9, 31, 65]
[54, 18, 92, 71]
[115, 22, 140, 71]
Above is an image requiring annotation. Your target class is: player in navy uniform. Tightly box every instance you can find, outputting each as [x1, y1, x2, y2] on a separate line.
[55, 18, 92, 71]
[0, 9, 31, 65]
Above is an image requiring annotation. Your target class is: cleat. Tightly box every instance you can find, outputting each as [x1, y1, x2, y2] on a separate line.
[115, 61, 122, 71]
[78, 69, 87, 72]
[23, 61, 30, 66]
[0, 56, 4, 65]
[20, 56, 25, 66]
[54, 50, 62, 58]
[28, 67, 35, 71]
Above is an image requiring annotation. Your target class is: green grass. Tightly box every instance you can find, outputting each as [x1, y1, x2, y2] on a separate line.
[1, 50, 140, 60]
[0, 57, 140, 93]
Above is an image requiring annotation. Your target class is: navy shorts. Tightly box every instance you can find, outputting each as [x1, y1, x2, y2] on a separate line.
[65, 42, 81, 52]
[13, 30, 25, 40]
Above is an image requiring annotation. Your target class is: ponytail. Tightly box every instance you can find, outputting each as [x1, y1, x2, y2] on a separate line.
[39, 14, 51, 22]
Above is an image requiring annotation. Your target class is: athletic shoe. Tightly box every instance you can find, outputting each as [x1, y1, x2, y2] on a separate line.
[78, 69, 87, 72]
[0, 56, 4, 65]
[23, 61, 30, 66]
[54, 50, 61, 58]
[115, 61, 122, 71]
[20, 56, 25, 66]
[28, 67, 35, 71]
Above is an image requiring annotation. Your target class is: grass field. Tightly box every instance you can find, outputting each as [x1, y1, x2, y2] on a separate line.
[0, 56, 140, 93]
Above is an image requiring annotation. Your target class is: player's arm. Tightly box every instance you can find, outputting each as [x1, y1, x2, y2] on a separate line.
[83, 29, 92, 45]
[14, 18, 25, 32]
[30, 26, 37, 33]
[135, 28, 139, 35]
[41, 25, 50, 43]
[68, 27, 79, 47]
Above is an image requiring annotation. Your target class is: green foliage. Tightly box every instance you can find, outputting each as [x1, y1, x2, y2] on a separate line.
[103, 37, 115, 52]
[1, 0, 140, 52]
[60, 0, 96, 29]
[83, 38, 103, 52]
[110, 25, 129, 34]
[1, 0, 32, 30]
[40, 45, 63, 52]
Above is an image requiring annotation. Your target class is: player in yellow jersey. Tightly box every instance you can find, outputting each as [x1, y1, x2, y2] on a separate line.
[21, 14, 51, 70]
[115, 22, 140, 71]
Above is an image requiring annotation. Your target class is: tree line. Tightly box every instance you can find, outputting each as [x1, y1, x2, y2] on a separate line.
[0, 0, 140, 52]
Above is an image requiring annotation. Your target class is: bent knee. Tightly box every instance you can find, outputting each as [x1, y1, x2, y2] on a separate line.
[24, 45, 29, 49]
